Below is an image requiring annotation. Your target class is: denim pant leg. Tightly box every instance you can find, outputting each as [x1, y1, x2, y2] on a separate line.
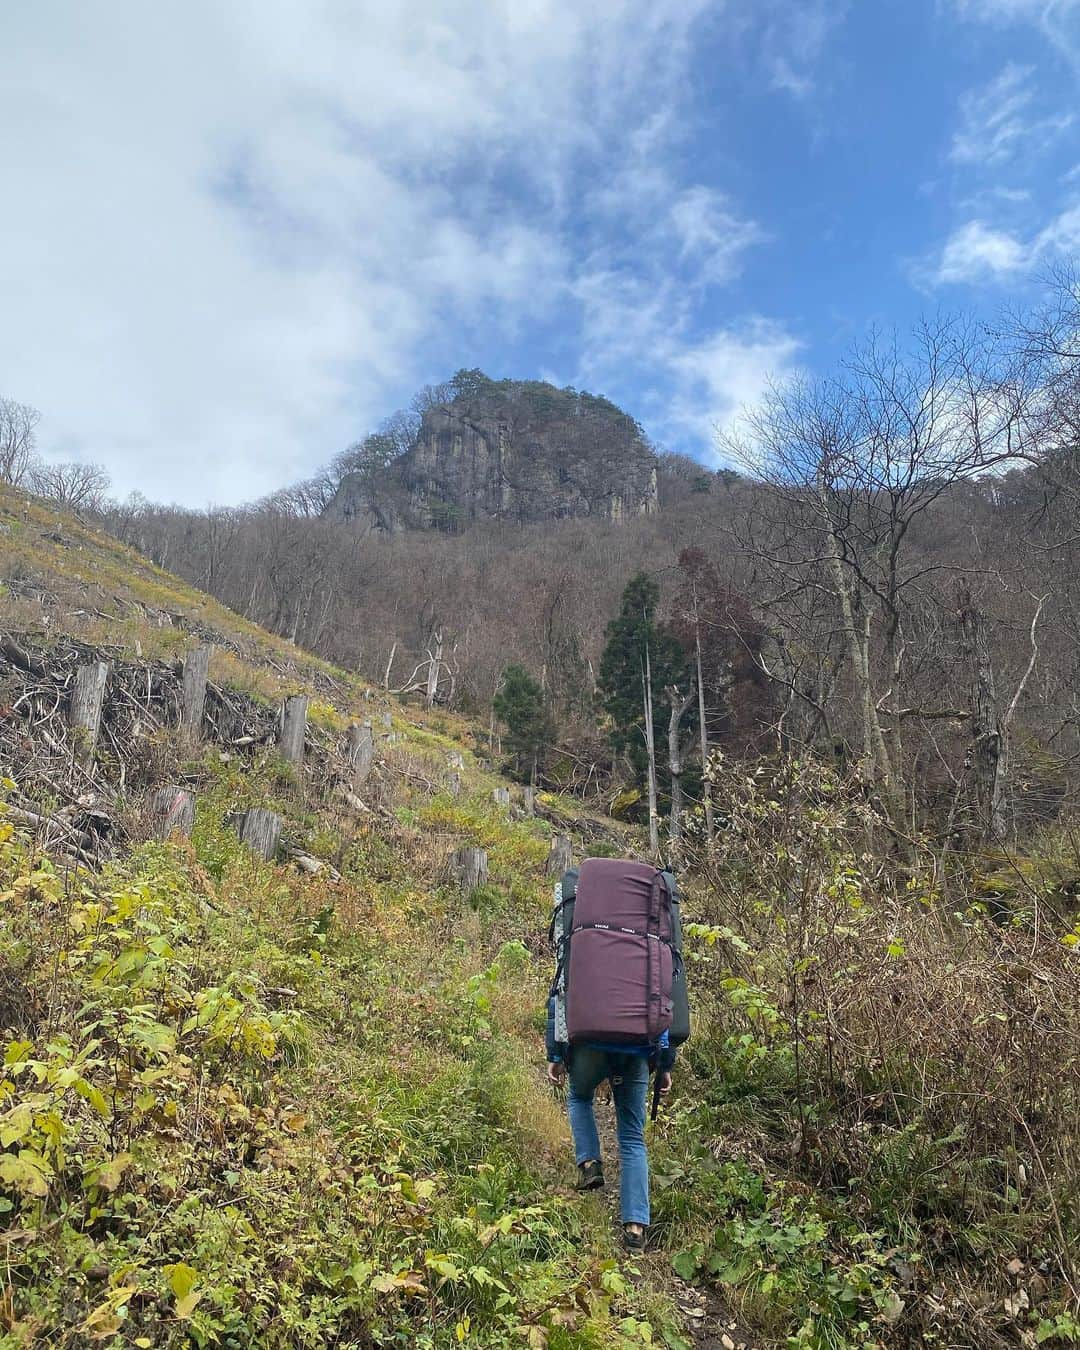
[567, 1047, 608, 1165]
[611, 1054, 650, 1226]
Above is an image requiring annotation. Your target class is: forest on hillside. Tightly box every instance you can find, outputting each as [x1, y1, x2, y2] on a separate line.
[4, 286, 1080, 1349]
[7, 284, 1080, 856]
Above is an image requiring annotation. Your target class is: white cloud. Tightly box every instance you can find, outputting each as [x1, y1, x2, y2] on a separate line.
[758, 0, 845, 98]
[930, 202, 1080, 284]
[571, 260, 800, 456]
[950, 63, 1072, 166]
[951, 0, 1080, 65]
[932, 220, 1030, 283]
[666, 321, 803, 449]
[0, 0, 730, 504]
[667, 187, 768, 285]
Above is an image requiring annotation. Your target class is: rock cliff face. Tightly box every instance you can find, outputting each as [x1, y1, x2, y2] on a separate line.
[323, 376, 659, 532]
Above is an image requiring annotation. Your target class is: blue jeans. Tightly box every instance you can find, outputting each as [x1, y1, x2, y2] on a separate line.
[567, 1047, 650, 1226]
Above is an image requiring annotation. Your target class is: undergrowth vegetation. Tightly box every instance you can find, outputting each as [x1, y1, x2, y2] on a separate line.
[4, 489, 1080, 1348]
[0, 767, 674, 1348]
[655, 756, 1080, 1348]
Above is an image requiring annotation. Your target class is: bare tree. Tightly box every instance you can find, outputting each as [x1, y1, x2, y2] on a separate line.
[0, 397, 42, 485]
[30, 459, 111, 511]
[728, 319, 1029, 836]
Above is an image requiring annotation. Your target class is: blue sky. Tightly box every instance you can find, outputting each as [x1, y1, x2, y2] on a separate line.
[2, 0, 1079, 504]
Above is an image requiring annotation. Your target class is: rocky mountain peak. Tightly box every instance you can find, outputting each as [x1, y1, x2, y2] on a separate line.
[323, 373, 659, 532]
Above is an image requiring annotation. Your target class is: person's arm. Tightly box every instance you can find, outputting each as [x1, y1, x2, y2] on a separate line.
[545, 995, 567, 1082]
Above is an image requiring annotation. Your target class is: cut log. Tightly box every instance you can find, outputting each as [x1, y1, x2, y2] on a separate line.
[546, 833, 573, 876]
[283, 846, 342, 882]
[347, 721, 375, 787]
[451, 846, 488, 893]
[278, 695, 308, 766]
[335, 784, 372, 814]
[522, 786, 536, 817]
[232, 808, 283, 861]
[69, 661, 109, 766]
[492, 787, 510, 812]
[150, 785, 196, 840]
[180, 645, 211, 751]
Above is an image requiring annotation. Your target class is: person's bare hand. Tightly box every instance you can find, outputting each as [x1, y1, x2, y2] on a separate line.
[547, 1060, 566, 1085]
[657, 1071, 673, 1094]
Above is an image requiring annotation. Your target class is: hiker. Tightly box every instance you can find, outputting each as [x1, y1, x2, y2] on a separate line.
[545, 858, 688, 1251]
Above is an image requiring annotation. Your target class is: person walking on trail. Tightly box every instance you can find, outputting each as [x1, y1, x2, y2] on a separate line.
[545, 857, 689, 1251]
[546, 1009, 674, 1249]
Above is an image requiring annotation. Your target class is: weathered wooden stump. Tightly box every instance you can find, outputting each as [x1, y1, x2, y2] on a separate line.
[492, 787, 510, 812]
[446, 772, 461, 797]
[546, 833, 573, 877]
[347, 721, 375, 786]
[278, 695, 308, 766]
[380, 711, 393, 731]
[232, 808, 283, 861]
[150, 785, 196, 840]
[70, 660, 109, 766]
[447, 751, 464, 771]
[451, 846, 488, 893]
[180, 645, 211, 751]
[522, 787, 536, 817]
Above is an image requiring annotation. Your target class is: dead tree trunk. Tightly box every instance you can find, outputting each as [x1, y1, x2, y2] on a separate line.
[150, 786, 196, 840]
[70, 661, 109, 766]
[451, 846, 488, 893]
[522, 786, 536, 817]
[958, 588, 1046, 847]
[180, 645, 211, 751]
[347, 721, 375, 787]
[278, 695, 308, 766]
[958, 593, 1007, 845]
[641, 641, 660, 858]
[492, 787, 510, 812]
[547, 834, 573, 877]
[692, 584, 714, 840]
[232, 808, 283, 861]
[665, 683, 696, 851]
[426, 629, 444, 707]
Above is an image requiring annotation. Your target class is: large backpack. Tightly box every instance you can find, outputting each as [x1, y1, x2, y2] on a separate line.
[553, 857, 690, 1050]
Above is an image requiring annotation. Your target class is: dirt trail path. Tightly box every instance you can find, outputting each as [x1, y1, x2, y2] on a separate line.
[581, 1087, 761, 1350]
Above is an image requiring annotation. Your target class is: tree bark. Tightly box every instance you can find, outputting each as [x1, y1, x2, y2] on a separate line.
[547, 833, 573, 876]
[642, 639, 659, 858]
[693, 585, 714, 840]
[180, 645, 210, 751]
[278, 695, 308, 766]
[492, 787, 510, 812]
[958, 592, 1007, 845]
[70, 661, 109, 766]
[451, 846, 488, 892]
[347, 721, 375, 787]
[233, 808, 283, 861]
[150, 786, 196, 840]
[665, 683, 696, 852]
[426, 629, 443, 707]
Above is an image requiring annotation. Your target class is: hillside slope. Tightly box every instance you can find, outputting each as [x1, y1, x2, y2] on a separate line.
[0, 485, 694, 1347]
[2, 484, 1079, 1350]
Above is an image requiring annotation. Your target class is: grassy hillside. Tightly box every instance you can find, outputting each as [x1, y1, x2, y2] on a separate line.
[1, 485, 1078, 1348]
[0, 486, 683, 1347]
